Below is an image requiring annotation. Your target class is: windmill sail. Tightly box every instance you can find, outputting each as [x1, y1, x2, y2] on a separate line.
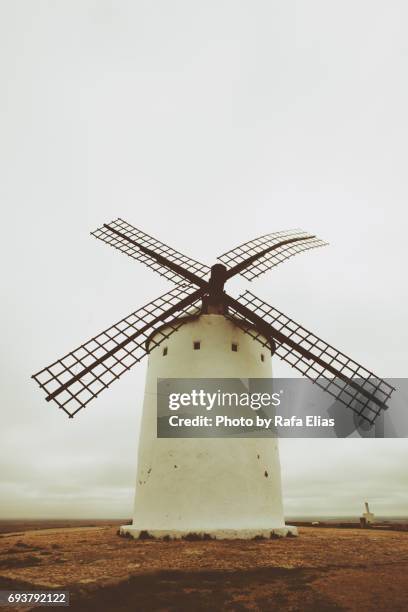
[226, 291, 395, 424]
[219, 229, 327, 281]
[32, 285, 203, 418]
[92, 218, 210, 286]
[33, 219, 394, 427]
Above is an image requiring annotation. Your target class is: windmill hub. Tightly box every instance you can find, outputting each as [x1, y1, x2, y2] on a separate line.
[203, 263, 228, 314]
[209, 262, 228, 291]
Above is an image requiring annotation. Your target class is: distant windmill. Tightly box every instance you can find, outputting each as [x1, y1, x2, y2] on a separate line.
[32, 219, 394, 539]
[361, 501, 375, 526]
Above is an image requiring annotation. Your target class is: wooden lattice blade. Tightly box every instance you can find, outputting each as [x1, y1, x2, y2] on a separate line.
[32, 286, 203, 418]
[218, 229, 328, 281]
[226, 291, 395, 424]
[92, 218, 211, 286]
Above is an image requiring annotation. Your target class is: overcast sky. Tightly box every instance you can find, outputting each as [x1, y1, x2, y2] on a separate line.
[1, 1, 407, 519]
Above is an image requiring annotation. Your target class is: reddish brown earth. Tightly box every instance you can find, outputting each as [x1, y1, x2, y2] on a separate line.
[0, 524, 407, 611]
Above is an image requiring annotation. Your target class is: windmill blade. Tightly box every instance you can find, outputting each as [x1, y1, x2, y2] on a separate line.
[226, 291, 395, 424]
[218, 229, 328, 281]
[32, 286, 203, 418]
[92, 218, 210, 286]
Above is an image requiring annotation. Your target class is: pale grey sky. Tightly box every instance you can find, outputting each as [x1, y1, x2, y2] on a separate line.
[0, 1, 407, 519]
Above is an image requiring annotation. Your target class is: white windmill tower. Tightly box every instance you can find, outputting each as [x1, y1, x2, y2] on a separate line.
[124, 312, 290, 539]
[32, 219, 395, 540]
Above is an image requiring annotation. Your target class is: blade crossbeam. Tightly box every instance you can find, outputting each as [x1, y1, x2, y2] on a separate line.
[219, 229, 328, 281]
[32, 286, 203, 417]
[103, 224, 207, 289]
[92, 218, 210, 285]
[224, 235, 317, 279]
[226, 291, 395, 424]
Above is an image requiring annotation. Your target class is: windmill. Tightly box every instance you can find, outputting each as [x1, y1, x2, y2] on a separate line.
[361, 501, 375, 526]
[32, 219, 394, 539]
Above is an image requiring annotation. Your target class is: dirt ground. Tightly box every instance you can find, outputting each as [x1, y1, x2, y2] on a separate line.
[0, 524, 407, 611]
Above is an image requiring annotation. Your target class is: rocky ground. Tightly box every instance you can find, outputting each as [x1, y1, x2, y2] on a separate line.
[0, 523, 407, 611]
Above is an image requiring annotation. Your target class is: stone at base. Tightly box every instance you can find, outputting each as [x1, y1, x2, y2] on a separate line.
[119, 525, 298, 540]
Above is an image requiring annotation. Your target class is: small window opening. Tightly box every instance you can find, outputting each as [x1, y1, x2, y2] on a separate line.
[231, 343, 238, 352]
[162, 347, 168, 356]
[260, 354, 265, 362]
[193, 341, 201, 350]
